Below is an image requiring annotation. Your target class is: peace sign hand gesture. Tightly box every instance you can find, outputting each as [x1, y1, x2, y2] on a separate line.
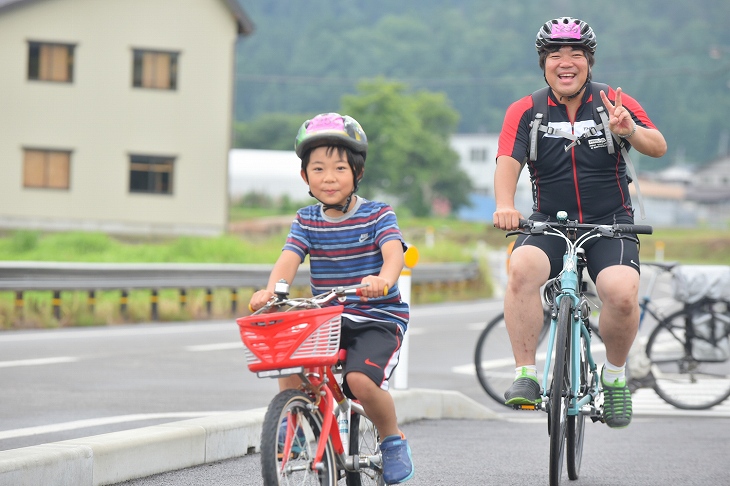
[600, 87, 637, 138]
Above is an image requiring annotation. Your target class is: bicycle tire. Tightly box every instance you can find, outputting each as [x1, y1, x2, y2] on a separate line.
[549, 297, 571, 486]
[261, 389, 337, 486]
[346, 409, 384, 486]
[566, 324, 588, 480]
[645, 304, 730, 410]
[474, 310, 551, 407]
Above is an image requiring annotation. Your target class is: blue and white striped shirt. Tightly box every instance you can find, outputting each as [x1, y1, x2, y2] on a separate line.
[283, 197, 410, 329]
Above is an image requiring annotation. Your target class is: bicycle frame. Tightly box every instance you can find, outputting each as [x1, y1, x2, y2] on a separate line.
[540, 246, 600, 418]
[239, 282, 383, 481]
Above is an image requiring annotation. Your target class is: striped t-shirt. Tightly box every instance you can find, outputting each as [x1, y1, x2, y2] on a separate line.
[283, 197, 410, 329]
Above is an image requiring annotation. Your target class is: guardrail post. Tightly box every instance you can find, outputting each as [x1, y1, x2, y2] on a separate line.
[393, 245, 419, 390]
[88, 290, 95, 314]
[120, 290, 128, 319]
[151, 290, 159, 321]
[206, 289, 213, 316]
[52, 291, 61, 320]
[179, 289, 187, 310]
[231, 288, 238, 315]
[15, 291, 23, 322]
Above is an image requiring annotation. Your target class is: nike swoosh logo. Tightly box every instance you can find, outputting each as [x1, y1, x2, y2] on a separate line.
[630, 260, 640, 268]
[364, 358, 381, 369]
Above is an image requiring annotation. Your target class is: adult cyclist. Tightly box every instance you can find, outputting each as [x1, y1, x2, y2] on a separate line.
[492, 17, 667, 428]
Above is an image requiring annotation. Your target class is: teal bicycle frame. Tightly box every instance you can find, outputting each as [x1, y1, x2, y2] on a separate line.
[541, 248, 600, 417]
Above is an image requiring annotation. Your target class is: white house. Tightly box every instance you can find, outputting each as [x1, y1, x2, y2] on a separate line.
[0, 0, 253, 236]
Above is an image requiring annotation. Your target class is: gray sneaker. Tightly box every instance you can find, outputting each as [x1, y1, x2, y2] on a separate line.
[504, 376, 542, 406]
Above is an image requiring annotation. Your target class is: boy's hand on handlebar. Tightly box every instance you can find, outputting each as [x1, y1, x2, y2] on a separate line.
[248, 289, 274, 312]
[493, 207, 523, 231]
[359, 276, 389, 300]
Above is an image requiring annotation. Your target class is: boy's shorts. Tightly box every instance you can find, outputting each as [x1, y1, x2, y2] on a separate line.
[339, 316, 402, 399]
[514, 228, 641, 282]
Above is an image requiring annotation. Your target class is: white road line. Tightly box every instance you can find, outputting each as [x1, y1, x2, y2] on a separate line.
[185, 342, 243, 352]
[0, 357, 79, 368]
[0, 412, 236, 440]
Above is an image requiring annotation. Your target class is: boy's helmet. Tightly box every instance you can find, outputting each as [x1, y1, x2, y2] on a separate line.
[294, 113, 368, 160]
[535, 17, 597, 53]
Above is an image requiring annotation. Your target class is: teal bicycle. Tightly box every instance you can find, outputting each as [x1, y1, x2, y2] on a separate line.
[509, 211, 652, 486]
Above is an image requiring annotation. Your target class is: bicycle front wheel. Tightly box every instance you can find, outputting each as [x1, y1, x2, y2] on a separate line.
[549, 297, 571, 486]
[475, 311, 551, 407]
[346, 408, 384, 486]
[566, 325, 588, 480]
[261, 389, 337, 486]
[646, 306, 730, 410]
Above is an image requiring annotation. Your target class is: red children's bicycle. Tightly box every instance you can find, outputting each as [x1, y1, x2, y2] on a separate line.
[238, 281, 384, 486]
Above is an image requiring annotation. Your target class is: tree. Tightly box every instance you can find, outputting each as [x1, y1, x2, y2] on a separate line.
[342, 79, 472, 216]
[234, 113, 310, 150]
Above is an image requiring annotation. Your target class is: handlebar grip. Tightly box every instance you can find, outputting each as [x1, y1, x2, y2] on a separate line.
[615, 224, 653, 235]
[518, 219, 530, 228]
[354, 285, 388, 297]
[248, 303, 255, 313]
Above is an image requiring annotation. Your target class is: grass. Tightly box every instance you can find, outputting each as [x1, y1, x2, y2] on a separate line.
[0, 214, 728, 329]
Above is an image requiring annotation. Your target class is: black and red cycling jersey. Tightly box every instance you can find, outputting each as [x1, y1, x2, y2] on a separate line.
[497, 82, 658, 224]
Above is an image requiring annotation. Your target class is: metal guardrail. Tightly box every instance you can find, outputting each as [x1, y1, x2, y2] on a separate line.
[0, 261, 480, 291]
[0, 261, 482, 321]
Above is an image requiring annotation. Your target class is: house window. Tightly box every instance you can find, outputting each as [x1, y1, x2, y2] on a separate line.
[23, 149, 71, 189]
[470, 147, 488, 162]
[132, 50, 178, 89]
[28, 42, 75, 82]
[129, 155, 174, 194]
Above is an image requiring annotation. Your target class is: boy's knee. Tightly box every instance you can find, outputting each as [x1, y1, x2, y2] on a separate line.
[346, 371, 377, 396]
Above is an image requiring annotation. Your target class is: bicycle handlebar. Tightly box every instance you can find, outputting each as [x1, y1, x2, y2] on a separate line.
[249, 282, 388, 315]
[510, 217, 653, 237]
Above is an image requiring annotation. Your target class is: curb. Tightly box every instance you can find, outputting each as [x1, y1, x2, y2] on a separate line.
[0, 389, 496, 486]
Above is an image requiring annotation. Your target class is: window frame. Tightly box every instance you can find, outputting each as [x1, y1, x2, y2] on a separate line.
[22, 148, 72, 190]
[128, 154, 175, 195]
[132, 49, 179, 90]
[27, 41, 75, 83]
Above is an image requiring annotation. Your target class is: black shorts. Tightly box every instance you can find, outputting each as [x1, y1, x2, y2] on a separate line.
[513, 225, 641, 282]
[339, 316, 402, 399]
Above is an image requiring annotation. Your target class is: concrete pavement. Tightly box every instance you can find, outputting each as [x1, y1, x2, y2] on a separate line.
[0, 389, 497, 486]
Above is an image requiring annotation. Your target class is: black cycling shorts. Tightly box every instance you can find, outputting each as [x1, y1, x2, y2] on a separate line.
[513, 228, 641, 282]
[339, 316, 402, 399]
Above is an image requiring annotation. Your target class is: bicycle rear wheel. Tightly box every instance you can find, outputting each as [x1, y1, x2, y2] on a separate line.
[346, 408, 384, 486]
[261, 389, 337, 486]
[474, 310, 551, 407]
[566, 326, 588, 480]
[549, 298, 571, 486]
[646, 305, 730, 410]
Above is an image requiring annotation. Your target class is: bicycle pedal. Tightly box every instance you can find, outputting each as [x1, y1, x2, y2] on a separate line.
[511, 403, 542, 411]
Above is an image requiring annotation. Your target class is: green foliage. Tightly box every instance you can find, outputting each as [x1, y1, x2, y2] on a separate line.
[234, 113, 311, 150]
[342, 79, 471, 216]
[236, 0, 730, 167]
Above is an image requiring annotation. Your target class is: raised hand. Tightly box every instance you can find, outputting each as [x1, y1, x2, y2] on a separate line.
[600, 87, 636, 138]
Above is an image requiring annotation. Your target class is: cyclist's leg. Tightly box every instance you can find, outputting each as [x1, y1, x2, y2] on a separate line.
[503, 230, 561, 405]
[341, 318, 414, 484]
[587, 238, 640, 427]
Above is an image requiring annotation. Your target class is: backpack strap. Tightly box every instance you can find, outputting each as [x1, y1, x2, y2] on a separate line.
[592, 83, 647, 219]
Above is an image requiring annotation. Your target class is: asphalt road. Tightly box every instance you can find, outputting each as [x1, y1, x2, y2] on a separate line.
[112, 416, 729, 486]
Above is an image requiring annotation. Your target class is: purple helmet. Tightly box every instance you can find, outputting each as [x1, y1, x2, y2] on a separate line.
[535, 17, 597, 53]
[294, 113, 368, 160]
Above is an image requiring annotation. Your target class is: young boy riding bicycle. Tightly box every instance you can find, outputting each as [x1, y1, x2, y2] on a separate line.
[248, 112, 414, 485]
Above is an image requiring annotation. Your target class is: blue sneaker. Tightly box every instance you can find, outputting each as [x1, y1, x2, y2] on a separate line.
[278, 417, 306, 455]
[380, 434, 414, 484]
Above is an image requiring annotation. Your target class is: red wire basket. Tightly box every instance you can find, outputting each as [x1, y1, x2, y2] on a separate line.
[237, 306, 343, 373]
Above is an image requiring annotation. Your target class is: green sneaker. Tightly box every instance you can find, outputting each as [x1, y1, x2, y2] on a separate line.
[504, 373, 542, 406]
[601, 368, 633, 428]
